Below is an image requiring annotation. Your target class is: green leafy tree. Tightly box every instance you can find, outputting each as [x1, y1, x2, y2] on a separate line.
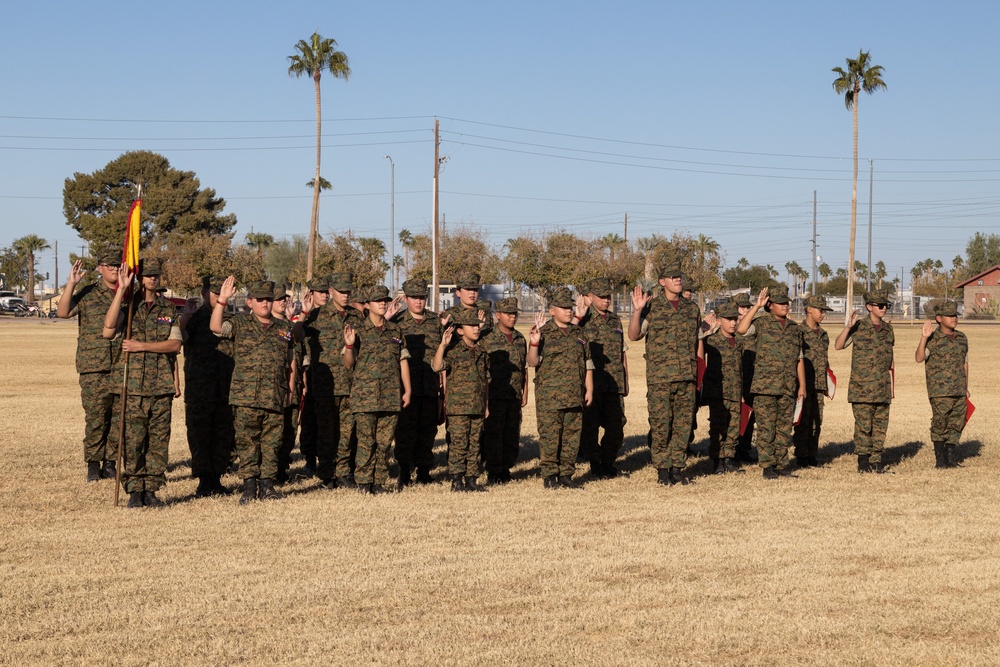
[723, 263, 784, 294]
[832, 49, 887, 322]
[63, 150, 236, 261]
[267, 236, 309, 288]
[12, 234, 49, 303]
[156, 231, 235, 295]
[409, 225, 502, 286]
[288, 32, 351, 281]
[963, 232, 1000, 276]
[0, 246, 29, 293]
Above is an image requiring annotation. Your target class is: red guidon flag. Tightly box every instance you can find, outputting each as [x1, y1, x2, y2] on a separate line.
[966, 398, 976, 424]
[826, 367, 837, 399]
[122, 198, 142, 270]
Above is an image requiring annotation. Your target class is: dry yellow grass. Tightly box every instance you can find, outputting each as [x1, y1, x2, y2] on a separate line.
[1, 316, 998, 666]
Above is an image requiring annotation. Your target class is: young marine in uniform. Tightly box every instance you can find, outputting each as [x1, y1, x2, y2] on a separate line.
[443, 272, 490, 334]
[346, 285, 412, 494]
[179, 276, 235, 497]
[297, 276, 331, 477]
[834, 289, 895, 473]
[701, 302, 745, 474]
[391, 278, 443, 488]
[481, 297, 528, 484]
[793, 295, 833, 468]
[528, 287, 594, 489]
[433, 308, 489, 492]
[730, 292, 758, 462]
[575, 278, 628, 479]
[212, 278, 297, 504]
[57, 252, 122, 482]
[270, 284, 300, 484]
[628, 263, 702, 486]
[737, 286, 806, 479]
[914, 299, 969, 469]
[102, 259, 182, 508]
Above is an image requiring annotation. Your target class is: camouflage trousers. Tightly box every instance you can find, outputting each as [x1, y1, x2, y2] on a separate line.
[233, 405, 283, 481]
[120, 394, 172, 493]
[851, 402, 890, 462]
[536, 407, 583, 478]
[752, 393, 794, 470]
[278, 404, 297, 478]
[647, 381, 696, 469]
[483, 399, 522, 474]
[581, 392, 626, 468]
[447, 414, 484, 476]
[315, 391, 353, 482]
[354, 412, 398, 486]
[335, 398, 359, 479]
[184, 400, 234, 478]
[395, 394, 439, 470]
[792, 393, 825, 460]
[930, 396, 965, 445]
[79, 372, 119, 463]
[707, 398, 741, 460]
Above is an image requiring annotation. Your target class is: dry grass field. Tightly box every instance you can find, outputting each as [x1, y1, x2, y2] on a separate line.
[1, 316, 998, 666]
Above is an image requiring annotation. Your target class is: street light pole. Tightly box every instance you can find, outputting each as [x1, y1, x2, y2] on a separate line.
[384, 155, 395, 291]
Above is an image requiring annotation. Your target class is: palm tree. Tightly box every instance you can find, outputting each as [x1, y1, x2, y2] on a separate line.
[736, 257, 749, 270]
[398, 229, 414, 278]
[245, 232, 274, 258]
[306, 177, 332, 191]
[12, 234, 50, 305]
[393, 255, 404, 292]
[833, 49, 887, 321]
[288, 32, 351, 281]
[818, 262, 832, 287]
[636, 235, 664, 283]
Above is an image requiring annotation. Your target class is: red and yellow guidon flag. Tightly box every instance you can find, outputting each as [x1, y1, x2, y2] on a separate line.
[123, 198, 141, 269]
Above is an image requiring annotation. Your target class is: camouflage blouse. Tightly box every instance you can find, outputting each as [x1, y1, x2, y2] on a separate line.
[441, 340, 489, 416]
[350, 317, 411, 414]
[702, 330, 744, 403]
[749, 315, 803, 398]
[843, 316, 894, 403]
[481, 326, 527, 402]
[579, 307, 627, 395]
[220, 314, 293, 412]
[924, 328, 968, 398]
[534, 320, 591, 411]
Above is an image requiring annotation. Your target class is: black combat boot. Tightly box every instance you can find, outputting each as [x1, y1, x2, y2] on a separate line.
[101, 460, 116, 479]
[711, 457, 723, 474]
[239, 478, 258, 505]
[336, 475, 355, 489]
[589, 461, 606, 479]
[762, 466, 779, 480]
[943, 444, 958, 468]
[259, 479, 283, 500]
[465, 476, 487, 492]
[657, 468, 673, 486]
[143, 491, 166, 508]
[933, 442, 945, 468]
[872, 461, 889, 474]
[86, 461, 101, 483]
[603, 464, 620, 479]
[723, 458, 744, 474]
[668, 467, 688, 485]
[857, 455, 872, 473]
[558, 475, 582, 490]
[450, 474, 467, 493]
[194, 477, 213, 498]
[210, 476, 231, 496]
[397, 464, 411, 492]
[775, 466, 797, 478]
[302, 456, 317, 478]
[415, 467, 435, 484]
[542, 476, 560, 489]
[126, 491, 144, 508]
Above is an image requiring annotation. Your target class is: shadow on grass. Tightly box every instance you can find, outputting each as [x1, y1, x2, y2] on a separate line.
[167, 457, 192, 474]
[616, 434, 652, 474]
[884, 440, 923, 466]
[817, 440, 855, 464]
[956, 439, 983, 464]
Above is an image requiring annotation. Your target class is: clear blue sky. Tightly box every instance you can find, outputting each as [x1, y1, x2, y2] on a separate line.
[3, 0, 998, 291]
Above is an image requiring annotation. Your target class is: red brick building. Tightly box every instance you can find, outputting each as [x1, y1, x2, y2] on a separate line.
[956, 264, 1000, 315]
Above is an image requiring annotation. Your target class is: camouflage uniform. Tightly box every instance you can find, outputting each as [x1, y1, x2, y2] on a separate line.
[443, 272, 491, 335]
[578, 280, 627, 474]
[749, 301, 803, 471]
[219, 295, 294, 482]
[481, 298, 527, 478]
[183, 278, 235, 483]
[923, 317, 968, 448]
[637, 289, 701, 470]
[732, 293, 757, 459]
[69, 275, 121, 467]
[392, 278, 443, 478]
[792, 296, 832, 464]
[350, 287, 410, 488]
[440, 314, 489, 477]
[843, 313, 894, 464]
[702, 319, 744, 461]
[298, 276, 331, 471]
[534, 311, 592, 480]
[112, 286, 181, 494]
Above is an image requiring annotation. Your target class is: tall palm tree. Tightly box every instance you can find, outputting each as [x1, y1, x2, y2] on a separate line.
[245, 232, 274, 258]
[636, 235, 663, 282]
[12, 234, 49, 305]
[833, 49, 886, 320]
[288, 32, 351, 281]
[818, 262, 832, 287]
[398, 229, 414, 278]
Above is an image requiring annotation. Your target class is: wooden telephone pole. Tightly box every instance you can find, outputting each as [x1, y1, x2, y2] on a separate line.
[432, 119, 440, 311]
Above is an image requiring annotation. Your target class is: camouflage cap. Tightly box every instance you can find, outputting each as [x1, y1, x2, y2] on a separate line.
[476, 299, 493, 313]
[247, 280, 275, 300]
[450, 308, 481, 327]
[935, 299, 959, 317]
[659, 262, 684, 279]
[97, 251, 120, 266]
[547, 286, 574, 309]
[863, 289, 891, 306]
[140, 258, 163, 276]
[363, 285, 392, 303]
[329, 272, 354, 293]
[588, 277, 612, 298]
[716, 302, 740, 320]
[729, 292, 753, 308]
[272, 283, 290, 300]
[201, 275, 226, 294]
[306, 276, 329, 292]
[495, 297, 519, 314]
[767, 286, 790, 304]
[402, 277, 428, 297]
[454, 272, 482, 290]
[804, 294, 833, 311]
[680, 274, 698, 293]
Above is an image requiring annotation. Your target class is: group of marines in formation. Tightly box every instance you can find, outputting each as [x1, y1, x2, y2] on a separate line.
[59, 253, 971, 507]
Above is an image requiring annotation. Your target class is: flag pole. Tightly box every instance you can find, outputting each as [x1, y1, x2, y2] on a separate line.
[113, 183, 142, 506]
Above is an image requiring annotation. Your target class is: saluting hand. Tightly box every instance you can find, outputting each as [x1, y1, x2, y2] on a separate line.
[755, 287, 769, 309]
[573, 295, 588, 321]
[631, 285, 651, 310]
[219, 275, 237, 303]
[440, 324, 455, 348]
[69, 260, 85, 285]
[848, 309, 860, 327]
[921, 320, 935, 338]
[344, 323, 356, 347]
[115, 264, 134, 293]
[386, 295, 404, 320]
[529, 311, 545, 345]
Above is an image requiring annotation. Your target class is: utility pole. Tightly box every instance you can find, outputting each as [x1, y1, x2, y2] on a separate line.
[54, 240, 58, 293]
[623, 212, 628, 243]
[867, 159, 874, 291]
[811, 191, 818, 295]
[432, 118, 440, 312]
[384, 155, 395, 291]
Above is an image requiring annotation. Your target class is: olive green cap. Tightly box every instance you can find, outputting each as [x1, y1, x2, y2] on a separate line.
[363, 285, 391, 303]
[306, 276, 329, 292]
[730, 293, 753, 308]
[454, 272, 481, 290]
[451, 308, 481, 327]
[547, 286, 574, 309]
[495, 297, 519, 314]
[201, 276, 225, 294]
[97, 251, 120, 266]
[659, 263, 683, 279]
[247, 281, 275, 300]
[402, 278, 428, 297]
[936, 299, 959, 317]
[475, 299, 493, 312]
[716, 302, 740, 320]
[588, 277, 612, 298]
[680, 274, 698, 292]
[329, 272, 354, 293]
[767, 286, 790, 304]
[804, 294, 833, 311]
[863, 289, 891, 306]
[140, 258, 162, 276]
[272, 283, 289, 300]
